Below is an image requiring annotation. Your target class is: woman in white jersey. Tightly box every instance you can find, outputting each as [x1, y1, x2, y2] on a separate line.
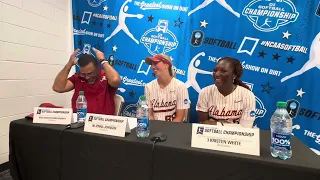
[144, 54, 190, 122]
[196, 57, 256, 128]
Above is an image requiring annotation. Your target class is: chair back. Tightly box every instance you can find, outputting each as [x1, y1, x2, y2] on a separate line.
[114, 94, 125, 116]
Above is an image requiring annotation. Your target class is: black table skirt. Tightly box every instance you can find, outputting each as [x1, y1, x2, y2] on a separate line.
[9, 119, 320, 180]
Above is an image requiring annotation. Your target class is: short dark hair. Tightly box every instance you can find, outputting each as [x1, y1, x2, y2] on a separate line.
[77, 54, 99, 68]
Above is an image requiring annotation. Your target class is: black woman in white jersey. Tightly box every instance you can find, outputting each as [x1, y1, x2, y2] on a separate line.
[144, 54, 190, 122]
[196, 57, 256, 128]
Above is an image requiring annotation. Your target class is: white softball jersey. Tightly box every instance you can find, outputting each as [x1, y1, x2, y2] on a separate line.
[145, 78, 190, 121]
[196, 84, 256, 128]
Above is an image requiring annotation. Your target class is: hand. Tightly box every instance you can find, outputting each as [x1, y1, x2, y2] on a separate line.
[69, 49, 80, 65]
[92, 47, 105, 61]
[137, 14, 144, 19]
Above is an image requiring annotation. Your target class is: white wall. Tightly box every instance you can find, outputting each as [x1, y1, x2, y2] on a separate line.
[0, 0, 74, 164]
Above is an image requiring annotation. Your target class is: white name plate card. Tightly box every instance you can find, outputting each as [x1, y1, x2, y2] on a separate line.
[33, 107, 73, 125]
[84, 113, 131, 137]
[191, 123, 260, 156]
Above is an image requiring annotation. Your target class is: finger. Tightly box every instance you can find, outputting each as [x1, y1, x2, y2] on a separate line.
[92, 47, 97, 52]
[72, 49, 80, 56]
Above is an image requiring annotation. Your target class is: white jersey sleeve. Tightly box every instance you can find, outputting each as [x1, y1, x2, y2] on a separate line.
[144, 84, 152, 108]
[176, 84, 190, 110]
[196, 86, 211, 112]
[239, 90, 256, 128]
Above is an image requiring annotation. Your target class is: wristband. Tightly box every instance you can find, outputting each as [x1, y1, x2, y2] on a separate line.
[101, 59, 109, 65]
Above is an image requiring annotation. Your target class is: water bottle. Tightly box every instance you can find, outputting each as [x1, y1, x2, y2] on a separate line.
[270, 101, 292, 160]
[136, 95, 150, 138]
[76, 91, 87, 122]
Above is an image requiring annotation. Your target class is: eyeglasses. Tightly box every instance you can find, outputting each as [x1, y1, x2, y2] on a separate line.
[79, 72, 95, 78]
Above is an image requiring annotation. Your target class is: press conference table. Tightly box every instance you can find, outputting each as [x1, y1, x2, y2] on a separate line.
[9, 119, 320, 180]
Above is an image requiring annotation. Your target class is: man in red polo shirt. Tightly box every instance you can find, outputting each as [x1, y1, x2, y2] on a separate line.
[52, 48, 121, 115]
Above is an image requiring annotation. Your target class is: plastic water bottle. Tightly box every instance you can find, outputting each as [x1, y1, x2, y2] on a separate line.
[270, 101, 292, 160]
[136, 95, 150, 138]
[76, 91, 87, 122]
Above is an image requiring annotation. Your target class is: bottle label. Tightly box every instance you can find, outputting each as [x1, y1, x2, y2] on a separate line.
[271, 133, 291, 150]
[77, 108, 87, 121]
[137, 118, 149, 131]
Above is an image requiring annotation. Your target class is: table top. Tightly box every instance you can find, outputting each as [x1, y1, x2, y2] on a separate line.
[11, 119, 320, 173]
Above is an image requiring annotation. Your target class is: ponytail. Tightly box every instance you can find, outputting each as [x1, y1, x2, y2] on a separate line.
[234, 78, 250, 90]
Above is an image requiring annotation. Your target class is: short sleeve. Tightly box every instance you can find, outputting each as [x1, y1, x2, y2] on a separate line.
[239, 90, 256, 128]
[196, 88, 209, 112]
[176, 85, 190, 110]
[68, 74, 77, 85]
[145, 84, 152, 108]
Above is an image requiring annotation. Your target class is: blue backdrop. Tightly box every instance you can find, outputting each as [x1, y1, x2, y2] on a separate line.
[72, 0, 320, 154]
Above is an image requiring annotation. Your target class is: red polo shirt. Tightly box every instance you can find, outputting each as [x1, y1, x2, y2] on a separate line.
[68, 70, 117, 115]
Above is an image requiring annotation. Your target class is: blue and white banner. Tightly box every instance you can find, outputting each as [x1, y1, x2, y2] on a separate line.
[72, 0, 320, 154]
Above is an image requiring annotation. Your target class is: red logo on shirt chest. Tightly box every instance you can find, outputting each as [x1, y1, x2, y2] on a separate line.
[209, 106, 242, 117]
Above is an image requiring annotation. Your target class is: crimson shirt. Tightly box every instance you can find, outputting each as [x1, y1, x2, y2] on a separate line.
[68, 70, 117, 115]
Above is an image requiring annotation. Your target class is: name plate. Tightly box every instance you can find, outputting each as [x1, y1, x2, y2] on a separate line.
[84, 113, 131, 137]
[191, 123, 260, 156]
[33, 107, 73, 125]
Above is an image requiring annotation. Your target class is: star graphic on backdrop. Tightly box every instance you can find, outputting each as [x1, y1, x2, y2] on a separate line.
[297, 88, 305, 98]
[200, 20, 208, 28]
[92, 21, 96, 26]
[148, 14, 154, 22]
[287, 56, 295, 64]
[94, 42, 102, 50]
[258, 50, 267, 58]
[99, 22, 103, 27]
[112, 45, 118, 52]
[170, 56, 174, 61]
[129, 90, 135, 98]
[282, 30, 291, 39]
[77, 40, 82, 46]
[73, 14, 80, 21]
[261, 82, 273, 94]
[103, 6, 108, 11]
[152, 72, 156, 77]
[174, 17, 184, 28]
[272, 53, 281, 61]
[107, 23, 111, 28]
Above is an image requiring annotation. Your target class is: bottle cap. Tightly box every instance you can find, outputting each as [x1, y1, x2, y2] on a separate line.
[140, 95, 146, 101]
[277, 101, 287, 108]
[79, 91, 84, 95]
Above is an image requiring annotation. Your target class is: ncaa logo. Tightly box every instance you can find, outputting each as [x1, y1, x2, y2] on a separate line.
[242, 0, 299, 32]
[190, 30, 204, 47]
[286, 99, 300, 118]
[184, 99, 189, 104]
[87, 0, 106, 7]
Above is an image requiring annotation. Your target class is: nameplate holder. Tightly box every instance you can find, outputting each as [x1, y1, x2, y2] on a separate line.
[84, 113, 130, 137]
[191, 123, 260, 156]
[33, 107, 73, 125]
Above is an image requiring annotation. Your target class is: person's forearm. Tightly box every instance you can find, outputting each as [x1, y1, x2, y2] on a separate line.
[172, 118, 183, 122]
[102, 62, 120, 87]
[200, 120, 217, 125]
[53, 62, 73, 92]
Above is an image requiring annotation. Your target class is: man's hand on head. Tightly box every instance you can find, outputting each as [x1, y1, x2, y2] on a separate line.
[69, 49, 80, 65]
[92, 48, 105, 61]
